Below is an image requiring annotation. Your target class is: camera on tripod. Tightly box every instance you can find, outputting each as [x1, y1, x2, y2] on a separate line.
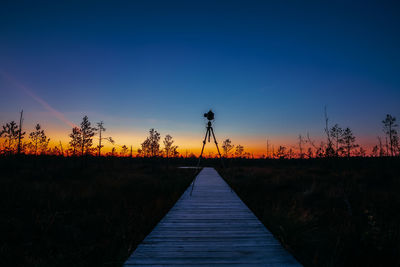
[204, 110, 215, 121]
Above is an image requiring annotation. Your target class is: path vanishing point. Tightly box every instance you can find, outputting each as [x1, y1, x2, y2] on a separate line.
[124, 167, 302, 266]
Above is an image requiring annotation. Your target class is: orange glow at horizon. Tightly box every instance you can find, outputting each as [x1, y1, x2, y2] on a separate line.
[44, 128, 378, 158]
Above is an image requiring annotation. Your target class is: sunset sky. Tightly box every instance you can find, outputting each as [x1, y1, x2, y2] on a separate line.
[1, 1, 399, 156]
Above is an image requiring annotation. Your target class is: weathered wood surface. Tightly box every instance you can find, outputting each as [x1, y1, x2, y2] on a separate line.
[124, 167, 302, 266]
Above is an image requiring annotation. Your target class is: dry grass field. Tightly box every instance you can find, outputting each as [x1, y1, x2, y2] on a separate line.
[0, 156, 194, 267]
[223, 158, 400, 267]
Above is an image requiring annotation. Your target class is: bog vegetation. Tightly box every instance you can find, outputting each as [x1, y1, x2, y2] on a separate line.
[0, 156, 195, 267]
[0, 109, 399, 158]
[1, 109, 399, 267]
[222, 157, 400, 267]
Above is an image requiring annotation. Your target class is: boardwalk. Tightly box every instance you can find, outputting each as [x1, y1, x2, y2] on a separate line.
[124, 167, 302, 266]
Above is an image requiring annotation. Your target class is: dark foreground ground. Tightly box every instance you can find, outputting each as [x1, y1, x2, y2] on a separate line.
[0, 156, 194, 267]
[221, 157, 400, 267]
[1, 156, 399, 267]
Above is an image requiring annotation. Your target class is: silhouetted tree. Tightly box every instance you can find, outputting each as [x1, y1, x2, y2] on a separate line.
[1, 121, 19, 154]
[243, 152, 251, 159]
[17, 110, 26, 155]
[342, 127, 358, 157]
[324, 107, 334, 157]
[382, 114, 398, 156]
[276, 146, 287, 159]
[80, 116, 97, 155]
[171, 146, 179, 157]
[371, 145, 379, 157]
[222, 139, 234, 158]
[377, 136, 385, 157]
[307, 147, 313, 158]
[330, 124, 344, 156]
[298, 135, 306, 158]
[306, 133, 320, 157]
[59, 141, 64, 156]
[163, 134, 178, 158]
[29, 124, 50, 155]
[97, 121, 105, 156]
[316, 142, 325, 158]
[393, 135, 399, 156]
[357, 147, 366, 157]
[288, 148, 295, 159]
[141, 128, 160, 157]
[49, 146, 61, 156]
[235, 145, 244, 158]
[107, 147, 116, 157]
[120, 145, 128, 156]
[96, 121, 114, 156]
[69, 127, 81, 156]
[140, 138, 150, 157]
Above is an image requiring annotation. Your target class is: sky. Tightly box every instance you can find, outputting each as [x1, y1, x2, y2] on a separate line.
[1, 0, 399, 156]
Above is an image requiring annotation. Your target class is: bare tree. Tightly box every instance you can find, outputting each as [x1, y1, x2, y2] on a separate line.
[342, 127, 358, 158]
[324, 107, 335, 157]
[96, 121, 114, 156]
[17, 110, 26, 155]
[222, 139, 234, 158]
[298, 134, 306, 158]
[97, 121, 105, 156]
[382, 114, 398, 156]
[306, 133, 319, 150]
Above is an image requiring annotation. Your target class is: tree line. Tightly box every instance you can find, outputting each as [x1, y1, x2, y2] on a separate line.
[0, 113, 179, 158]
[0, 110, 399, 158]
[261, 112, 399, 159]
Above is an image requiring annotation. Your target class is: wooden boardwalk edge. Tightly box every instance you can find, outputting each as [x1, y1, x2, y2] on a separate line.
[124, 167, 302, 266]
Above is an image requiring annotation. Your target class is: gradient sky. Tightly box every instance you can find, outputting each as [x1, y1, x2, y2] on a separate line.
[1, 0, 399, 155]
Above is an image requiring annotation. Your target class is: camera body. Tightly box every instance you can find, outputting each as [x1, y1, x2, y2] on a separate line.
[204, 110, 215, 121]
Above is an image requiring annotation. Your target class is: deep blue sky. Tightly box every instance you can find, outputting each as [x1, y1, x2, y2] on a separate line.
[1, 0, 399, 154]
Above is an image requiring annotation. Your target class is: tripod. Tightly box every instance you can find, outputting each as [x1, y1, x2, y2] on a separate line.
[190, 120, 224, 195]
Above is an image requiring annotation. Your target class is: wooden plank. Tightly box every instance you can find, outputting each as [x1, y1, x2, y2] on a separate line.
[123, 167, 302, 266]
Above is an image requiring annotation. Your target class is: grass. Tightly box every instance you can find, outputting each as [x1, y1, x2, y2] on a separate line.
[2, 156, 399, 267]
[0, 156, 194, 267]
[222, 158, 400, 267]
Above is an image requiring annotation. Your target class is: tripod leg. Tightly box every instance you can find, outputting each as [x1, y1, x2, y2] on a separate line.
[191, 128, 209, 196]
[197, 127, 209, 168]
[210, 127, 225, 169]
[210, 127, 230, 191]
